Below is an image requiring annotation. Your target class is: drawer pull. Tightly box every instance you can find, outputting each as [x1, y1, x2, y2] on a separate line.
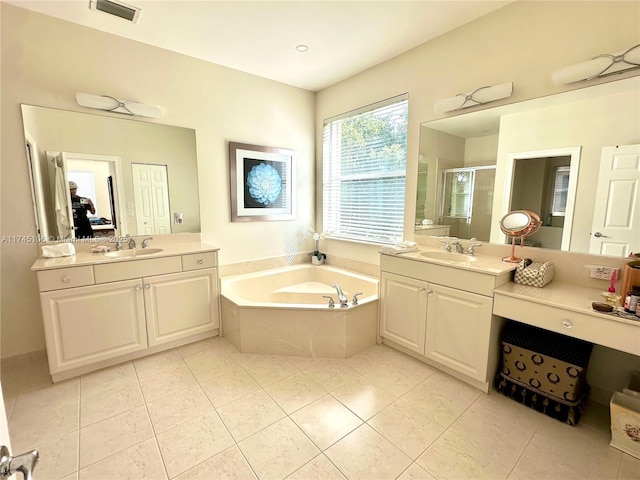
[136, 285, 143, 291]
[427, 290, 433, 296]
[197, 259, 204, 264]
[562, 319, 573, 329]
[144, 283, 151, 289]
[419, 288, 427, 294]
[62, 276, 71, 283]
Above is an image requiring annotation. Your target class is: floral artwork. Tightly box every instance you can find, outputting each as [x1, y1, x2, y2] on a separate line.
[229, 142, 295, 221]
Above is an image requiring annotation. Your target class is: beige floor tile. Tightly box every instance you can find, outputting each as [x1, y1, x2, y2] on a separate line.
[217, 389, 286, 441]
[303, 359, 361, 392]
[618, 453, 640, 480]
[22, 430, 78, 480]
[80, 380, 144, 426]
[78, 438, 167, 480]
[331, 377, 397, 420]
[156, 410, 235, 478]
[343, 346, 395, 375]
[449, 401, 536, 468]
[176, 336, 222, 359]
[514, 421, 622, 480]
[417, 430, 511, 480]
[60, 473, 79, 480]
[238, 354, 301, 387]
[138, 363, 197, 402]
[174, 446, 257, 480]
[368, 399, 445, 460]
[11, 377, 79, 414]
[580, 399, 612, 434]
[238, 417, 319, 480]
[9, 401, 79, 446]
[80, 362, 138, 397]
[365, 361, 428, 397]
[284, 355, 329, 371]
[79, 405, 154, 468]
[146, 385, 213, 433]
[183, 351, 245, 380]
[291, 395, 363, 450]
[325, 424, 412, 480]
[472, 390, 554, 433]
[287, 454, 347, 480]
[133, 349, 186, 377]
[264, 372, 327, 414]
[200, 368, 261, 407]
[387, 354, 437, 380]
[401, 372, 480, 428]
[397, 463, 437, 480]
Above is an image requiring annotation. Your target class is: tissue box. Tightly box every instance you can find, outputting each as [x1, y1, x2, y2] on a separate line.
[514, 260, 554, 287]
[610, 391, 640, 459]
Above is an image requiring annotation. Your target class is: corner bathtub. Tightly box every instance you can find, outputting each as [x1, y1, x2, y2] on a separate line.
[220, 264, 379, 357]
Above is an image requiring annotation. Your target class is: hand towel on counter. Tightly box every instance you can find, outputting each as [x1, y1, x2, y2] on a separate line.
[379, 241, 419, 255]
[41, 243, 76, 258]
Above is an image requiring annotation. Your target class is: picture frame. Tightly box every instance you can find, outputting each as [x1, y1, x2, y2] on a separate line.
[229, 142, 295, 222]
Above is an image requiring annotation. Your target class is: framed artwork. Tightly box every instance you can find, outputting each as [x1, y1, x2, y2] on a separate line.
[229, 142, 295, 221]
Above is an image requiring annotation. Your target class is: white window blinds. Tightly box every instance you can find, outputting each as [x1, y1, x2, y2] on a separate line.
[322, 94, 408, 244]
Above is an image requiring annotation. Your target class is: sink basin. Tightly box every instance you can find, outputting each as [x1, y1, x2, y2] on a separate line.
[419, 251, 477, 263]
[104, 248, 163, 258]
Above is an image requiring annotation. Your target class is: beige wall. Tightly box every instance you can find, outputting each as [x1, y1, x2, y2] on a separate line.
[1, 4, 315, 357]
[315, 0, 640, 264]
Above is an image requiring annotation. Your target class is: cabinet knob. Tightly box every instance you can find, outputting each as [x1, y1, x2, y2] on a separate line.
[136, 285, 143, 291]
[562, 319, 573, 328]
[419, 287, 426, 294]
[62, 276, 71, 283]
[144, 283, 151, 289]
[427, 290, 433, 296]
[197, 259, 204, 264]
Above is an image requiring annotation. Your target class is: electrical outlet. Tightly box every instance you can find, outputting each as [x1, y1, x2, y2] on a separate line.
[589, 266, 618, 280]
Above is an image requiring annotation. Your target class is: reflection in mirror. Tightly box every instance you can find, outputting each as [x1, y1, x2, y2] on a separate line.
[21, 105, 200, 240]
[416, 76, 640, 258]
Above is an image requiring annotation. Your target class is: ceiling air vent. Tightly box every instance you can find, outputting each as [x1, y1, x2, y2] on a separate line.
[89, 0, 141, 23]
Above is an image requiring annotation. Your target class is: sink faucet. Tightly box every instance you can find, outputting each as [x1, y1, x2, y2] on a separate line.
[141, 237, 154, 248]
[466, 243, 482, 256]
[440, 240, 451, 252]
[451, 241, 463, 254]
[332, 283, 348, 307]
[125, 234, 136, 249]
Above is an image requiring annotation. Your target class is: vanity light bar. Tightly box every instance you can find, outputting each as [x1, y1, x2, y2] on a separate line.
[89, 0, 141, 23]
[434, 82, 514, 114]
[552, 44, 640, 85]
[76, 92, 162, 119]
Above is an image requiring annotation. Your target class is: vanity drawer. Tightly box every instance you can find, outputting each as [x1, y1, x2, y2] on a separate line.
[182, 252, 217, 271]
[37, 266, 95, 292]
[94, 256, 182, 283]
[493, 294, 640, 356]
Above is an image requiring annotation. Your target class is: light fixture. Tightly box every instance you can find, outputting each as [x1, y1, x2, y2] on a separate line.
[433, 82, 513, 114]
[552, 44, 640, 85]
[295, 44, 309, 53]
[75, 92, 162, 118]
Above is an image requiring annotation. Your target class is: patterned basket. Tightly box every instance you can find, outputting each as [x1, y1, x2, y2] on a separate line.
[514, 260, 554, 287]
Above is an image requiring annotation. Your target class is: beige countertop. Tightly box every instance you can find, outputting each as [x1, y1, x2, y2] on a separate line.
[494, 281, 640, 327]
[31, 242, 219, 271]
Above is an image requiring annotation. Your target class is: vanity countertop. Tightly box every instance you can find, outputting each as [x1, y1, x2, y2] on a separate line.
[386, 247, 518, 277]
[494, 281, 640, 327]
[31, 242, 219, 271]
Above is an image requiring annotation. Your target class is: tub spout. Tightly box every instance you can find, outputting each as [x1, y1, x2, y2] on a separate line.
[332, 283, 348, 307]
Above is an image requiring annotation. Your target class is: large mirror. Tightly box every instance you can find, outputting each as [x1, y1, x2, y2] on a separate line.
[416, 76, 640, 257]
[21, 105, 200, 240]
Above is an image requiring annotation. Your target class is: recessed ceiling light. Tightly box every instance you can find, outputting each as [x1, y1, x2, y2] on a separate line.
[295, 45, 309, 53]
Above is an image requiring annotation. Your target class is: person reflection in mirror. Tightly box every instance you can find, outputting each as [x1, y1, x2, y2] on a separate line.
[69, 181, 95, 238]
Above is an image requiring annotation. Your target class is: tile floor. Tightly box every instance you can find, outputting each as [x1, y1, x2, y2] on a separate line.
[2, 337, 638, 480]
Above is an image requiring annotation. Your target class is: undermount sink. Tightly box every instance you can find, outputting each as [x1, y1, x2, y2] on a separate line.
[104, 248, 164, 258]
[419, 251, 477, 263]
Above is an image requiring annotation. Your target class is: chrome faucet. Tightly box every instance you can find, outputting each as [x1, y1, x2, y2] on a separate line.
[322, 295, 335, 308]
[451, 241, 464, 254]
[141, 237, 154, 248]
[332, 283, 348, 307]
[125, 234, 136, 249]
[440, 240, 451, 252]
[466, 243, 482, 256]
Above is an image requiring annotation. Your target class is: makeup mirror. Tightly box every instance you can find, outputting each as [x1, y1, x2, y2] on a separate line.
[500, 210, 542, 263]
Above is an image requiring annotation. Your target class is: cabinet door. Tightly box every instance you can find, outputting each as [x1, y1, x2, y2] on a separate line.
[145, 268, 219, 347]
[379, 272, 429, 354]
[40, 280, 147, 374]
[425, 284, 492, 381]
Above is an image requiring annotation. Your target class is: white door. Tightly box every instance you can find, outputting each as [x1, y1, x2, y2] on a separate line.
[590, 145, 640, 256]
[132, 164, 171, 235]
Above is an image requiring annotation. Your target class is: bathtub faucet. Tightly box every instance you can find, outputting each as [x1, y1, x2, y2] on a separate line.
[332, 283, 348, 307]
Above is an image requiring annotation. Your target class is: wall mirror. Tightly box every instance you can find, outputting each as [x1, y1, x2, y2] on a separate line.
[21, 105, 200, 240]
[416, 76, 640, 258]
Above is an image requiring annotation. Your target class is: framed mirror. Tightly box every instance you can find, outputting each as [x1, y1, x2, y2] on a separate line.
[21, 105, 200, 240]
[416, 76, 640, 258]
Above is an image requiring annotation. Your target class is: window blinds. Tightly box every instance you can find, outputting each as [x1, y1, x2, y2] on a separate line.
[322, 94, 408, 244]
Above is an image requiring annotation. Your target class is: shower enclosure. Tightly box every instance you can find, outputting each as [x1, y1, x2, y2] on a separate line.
[438, 166, 496, 241]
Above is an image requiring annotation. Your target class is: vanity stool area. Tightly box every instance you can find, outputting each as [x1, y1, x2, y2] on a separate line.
[31, 242, 221, 382]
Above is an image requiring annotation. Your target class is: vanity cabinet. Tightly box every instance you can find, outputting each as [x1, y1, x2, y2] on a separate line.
[379, 253, 510, 390]
[35, 250, 220, 381]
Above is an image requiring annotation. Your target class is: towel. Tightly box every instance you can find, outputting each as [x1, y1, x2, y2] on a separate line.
[41, 243, 76, 258]
[380, 241, 419, 255]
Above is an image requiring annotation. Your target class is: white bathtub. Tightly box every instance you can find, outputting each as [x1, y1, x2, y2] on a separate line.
[220, 264, 379, 358]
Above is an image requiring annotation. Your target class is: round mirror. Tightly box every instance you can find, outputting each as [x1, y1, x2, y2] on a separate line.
[500, 211, 532, 235]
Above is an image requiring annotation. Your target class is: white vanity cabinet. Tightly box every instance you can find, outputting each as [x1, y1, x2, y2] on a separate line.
[35, 249, 220, 381]
[379, 253, 511, 391]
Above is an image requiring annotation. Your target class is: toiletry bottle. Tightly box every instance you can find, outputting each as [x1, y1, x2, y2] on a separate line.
[624, 286, 640, 312]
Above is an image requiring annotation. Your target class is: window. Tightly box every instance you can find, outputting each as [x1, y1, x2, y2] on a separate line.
[322, 94, 408, 244]
[551, 166, 570, 216]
